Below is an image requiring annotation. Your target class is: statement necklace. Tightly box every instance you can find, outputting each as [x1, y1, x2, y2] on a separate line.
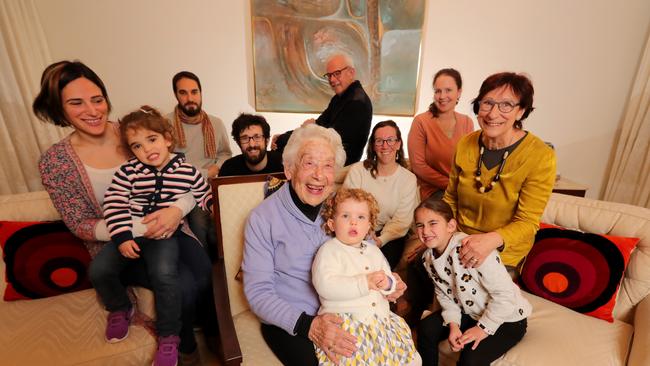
[474, 140, 510, 193]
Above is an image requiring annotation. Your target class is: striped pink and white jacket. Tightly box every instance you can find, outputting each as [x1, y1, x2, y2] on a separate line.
[103, 153, 212, 245]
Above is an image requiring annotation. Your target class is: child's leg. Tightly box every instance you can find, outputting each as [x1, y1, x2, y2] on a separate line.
[186, 206, 217, 260]
[405, 258, 435, 327]
[417, 310, 449, 366]
[89, 241, 132, 311]
[137, 236, 182, 337]
[457, 318, 527, 366]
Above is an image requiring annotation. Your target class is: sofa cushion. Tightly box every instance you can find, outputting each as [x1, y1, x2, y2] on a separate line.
[0, 220, 92, 301]
[0, 191, 61, 222]
[520, 224, 638, 322]
[439, 292, 634, 366]
[541, 193, 650, 323]
[0, 288, 156, 365]
[234, 310, 282, 365]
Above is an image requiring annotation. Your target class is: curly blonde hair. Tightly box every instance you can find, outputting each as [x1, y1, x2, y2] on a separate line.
[321, 188, 380, 236]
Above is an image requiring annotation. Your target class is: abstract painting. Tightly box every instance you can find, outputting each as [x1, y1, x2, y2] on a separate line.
[251, 0, 425, 115]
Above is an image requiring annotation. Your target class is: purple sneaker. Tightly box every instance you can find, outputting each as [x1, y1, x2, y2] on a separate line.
[153, 335, 180, 366]
[105, 307, 134, 343]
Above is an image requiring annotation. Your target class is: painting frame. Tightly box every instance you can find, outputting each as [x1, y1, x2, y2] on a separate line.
[251, 0, 425, 116]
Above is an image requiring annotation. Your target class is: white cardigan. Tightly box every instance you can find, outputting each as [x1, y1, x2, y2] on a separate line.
[312, 238, 396, 323]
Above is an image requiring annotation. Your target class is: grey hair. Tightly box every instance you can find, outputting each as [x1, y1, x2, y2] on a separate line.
[326, 53, 355, 69]
[282, 124, 346, 172]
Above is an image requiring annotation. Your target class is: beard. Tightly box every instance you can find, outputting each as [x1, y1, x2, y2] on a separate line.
[179, 101, 201, 117]
[244, 146, 267, 165]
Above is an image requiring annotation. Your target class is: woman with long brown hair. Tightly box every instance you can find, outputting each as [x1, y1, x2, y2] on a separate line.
[343, 120, 419, 268]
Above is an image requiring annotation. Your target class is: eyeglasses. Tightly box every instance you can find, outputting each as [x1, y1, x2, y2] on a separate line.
[478, 99, 519, 113]
[323, 67, 349, 80]
[300, 157, 334, 173]
[239, 134, 264, 145]
[373, 137, 399, 146]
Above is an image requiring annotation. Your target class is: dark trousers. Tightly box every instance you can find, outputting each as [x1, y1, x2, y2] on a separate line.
[187, 206, 218, 261]
[89, 232, 213, 353]
[404, 256, 435, 327]
[418, 312, 527, 366]
[261, 323, 318, 366]
[379, 233, 407, 270]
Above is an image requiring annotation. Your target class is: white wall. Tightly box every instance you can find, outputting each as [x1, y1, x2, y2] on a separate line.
[34, 0, 650, 198]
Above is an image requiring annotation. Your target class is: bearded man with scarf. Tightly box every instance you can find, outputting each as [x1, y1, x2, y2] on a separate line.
[166, 71, 232, 262]
[167, 71, 232, 179]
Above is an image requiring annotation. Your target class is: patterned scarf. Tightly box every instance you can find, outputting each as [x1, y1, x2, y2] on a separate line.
[173, 105, 217, 159]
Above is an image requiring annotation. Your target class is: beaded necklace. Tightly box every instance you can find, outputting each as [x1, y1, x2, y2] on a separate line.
[474, 137, 510, 193]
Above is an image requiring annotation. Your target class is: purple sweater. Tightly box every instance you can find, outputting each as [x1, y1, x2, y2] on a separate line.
[242, 183, 330, 334]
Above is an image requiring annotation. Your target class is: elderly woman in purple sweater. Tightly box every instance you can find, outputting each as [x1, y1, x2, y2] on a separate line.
[242, 124, 407, 365]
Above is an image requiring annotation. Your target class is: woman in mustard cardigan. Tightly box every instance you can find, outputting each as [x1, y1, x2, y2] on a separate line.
[443, 72, 556, 272]
[403, 72, 556, 326]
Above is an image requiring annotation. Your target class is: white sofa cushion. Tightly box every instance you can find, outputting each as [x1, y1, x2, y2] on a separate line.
[0, 288, 156, 365]
[439, 292, 634, 366]
[234, 310, 283, 365]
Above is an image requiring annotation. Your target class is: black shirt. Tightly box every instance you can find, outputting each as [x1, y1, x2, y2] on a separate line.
[276, 80, 373, 166]
[218, 150, 284, 177]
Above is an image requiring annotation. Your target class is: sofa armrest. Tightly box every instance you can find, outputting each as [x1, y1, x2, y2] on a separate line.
[212, 258, 243, 366]
[628, 294, 650, 365]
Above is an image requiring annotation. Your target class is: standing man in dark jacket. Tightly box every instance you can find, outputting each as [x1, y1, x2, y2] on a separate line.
[273, 54, 373, 166]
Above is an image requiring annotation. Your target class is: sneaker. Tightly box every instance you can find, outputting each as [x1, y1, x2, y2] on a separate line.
[105, 307, 134, 343]
[153, 335, 180, 366]
[178, 348, 200, 366]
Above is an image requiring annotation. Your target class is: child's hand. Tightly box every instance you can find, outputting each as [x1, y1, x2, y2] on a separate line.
[118, 240, 140, 259]
[366, 271, 389, 291]
[459, 325, 488, 350]
[447, 322, 463, 352]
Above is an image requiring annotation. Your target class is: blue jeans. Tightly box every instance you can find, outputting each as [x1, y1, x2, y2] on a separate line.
[89, 232, 212, 352]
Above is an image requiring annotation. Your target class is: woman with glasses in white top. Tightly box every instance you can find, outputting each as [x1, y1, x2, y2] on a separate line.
[343, 120, 419, 269]
[443, 72, 556, 276]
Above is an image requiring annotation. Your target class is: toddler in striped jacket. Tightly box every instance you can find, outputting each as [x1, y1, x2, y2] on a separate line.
[98, 105, 212, 366]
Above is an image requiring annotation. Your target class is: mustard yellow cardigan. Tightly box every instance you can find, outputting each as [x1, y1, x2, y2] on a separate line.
[443, 131, 556, 268]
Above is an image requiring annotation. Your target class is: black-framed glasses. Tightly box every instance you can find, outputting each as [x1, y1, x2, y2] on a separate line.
[323, 67, 349, 80]
[239, 134, 264, 145]
[373, 137, 399, 146]
[478, 99, 519, 113]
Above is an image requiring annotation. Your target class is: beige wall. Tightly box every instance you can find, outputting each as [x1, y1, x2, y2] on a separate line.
[34, 0, 650, 198]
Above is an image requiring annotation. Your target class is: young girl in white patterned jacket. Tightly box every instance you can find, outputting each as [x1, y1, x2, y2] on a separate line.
[414, 197, 531, 366]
